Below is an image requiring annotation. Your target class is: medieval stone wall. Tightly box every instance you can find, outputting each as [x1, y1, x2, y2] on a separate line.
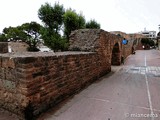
[69, 29, 101, 52]
[0, 29, 134, 119]
[0, 55, 30, 119]
[122, 40, 133, 59]
[69, 29, 133, 65]
[0, 51, 109, 119]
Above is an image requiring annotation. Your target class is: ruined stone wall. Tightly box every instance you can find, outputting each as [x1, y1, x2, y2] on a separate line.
[8, 42, 28, 52]
[0, 29, 134, 119]
[69, 29, 123, 66]
[69, 29, 112, 73]
[122, 40, 133, 59]
[69, 29, 101, 52]
[0, 52, 107, 119]
[110, 31, 144, 57]
[106, 32, 122, 65]
[0, 55, 29, 119]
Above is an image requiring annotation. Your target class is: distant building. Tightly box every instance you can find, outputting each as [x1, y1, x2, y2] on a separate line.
[139, 28, 156, 39]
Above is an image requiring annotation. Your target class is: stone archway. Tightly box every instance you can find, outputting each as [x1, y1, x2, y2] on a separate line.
[111, 43, 121, 65]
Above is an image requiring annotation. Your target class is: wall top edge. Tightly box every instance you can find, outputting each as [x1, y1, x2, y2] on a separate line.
[0, 51, 96, 58]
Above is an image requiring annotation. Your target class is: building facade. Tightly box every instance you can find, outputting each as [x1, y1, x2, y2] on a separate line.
[139, 29, 156, 39]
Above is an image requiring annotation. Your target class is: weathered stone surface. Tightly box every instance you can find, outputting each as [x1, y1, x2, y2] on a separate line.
[70, 29, 135, 64]
[0, 52, 102, 119]
[0, 42, 8, 53]
[69, 29, 101, 52]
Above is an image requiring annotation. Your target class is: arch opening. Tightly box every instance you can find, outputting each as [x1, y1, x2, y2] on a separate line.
[111, 43, 121, 65]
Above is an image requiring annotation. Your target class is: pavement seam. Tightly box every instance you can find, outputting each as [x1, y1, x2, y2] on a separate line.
[145, 53, 154, 120]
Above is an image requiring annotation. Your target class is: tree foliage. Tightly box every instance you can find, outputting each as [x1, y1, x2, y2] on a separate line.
[1, 2, 101, 52]
[38, 2, 65, 33]
[78, 13, 86, 29]
[38, 2, 67, 51]
[3, 26, 27, 41]
[1, 22, 42, 51]
[40, 27, 68, 51]
[21, 22, 42, 51]
[0, 34, 7, 42]
[63, 9, 86, 40]
[38, 2, 100, 51]
[141, 38, 155, 46]
[86, 19, 100, 29]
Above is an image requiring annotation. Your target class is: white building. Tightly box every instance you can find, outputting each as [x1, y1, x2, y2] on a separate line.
[139, 28, 156, 39]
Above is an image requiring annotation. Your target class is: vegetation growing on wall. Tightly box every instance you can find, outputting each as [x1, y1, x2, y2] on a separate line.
[0, 34, 7, 42]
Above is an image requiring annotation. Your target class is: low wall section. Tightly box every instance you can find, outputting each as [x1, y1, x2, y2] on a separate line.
[0, 52, 109, 119]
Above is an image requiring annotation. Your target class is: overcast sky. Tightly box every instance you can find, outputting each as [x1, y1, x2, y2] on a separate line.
[0, 0, 160, 34]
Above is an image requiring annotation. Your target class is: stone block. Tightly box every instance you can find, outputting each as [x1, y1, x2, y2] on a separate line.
[1, 57, 15, 68]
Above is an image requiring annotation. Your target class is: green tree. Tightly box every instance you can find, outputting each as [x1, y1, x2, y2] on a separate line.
[2, 22, 42, 51]
[141, 38, 149, 44]
[78, 13, 86, 29]
[141, 38, 155, 46]
[38, 2, 65, 34]
[21, 22, 42, 51]
[0, 34, 7, 42]
[40, 27, 68, 51]
[148, 39, 155, 46]
[2, 26, 27, 41]
[86, 19, 100, 29]
[63, 9, 86, 40]
[38, 2, 67, 51]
